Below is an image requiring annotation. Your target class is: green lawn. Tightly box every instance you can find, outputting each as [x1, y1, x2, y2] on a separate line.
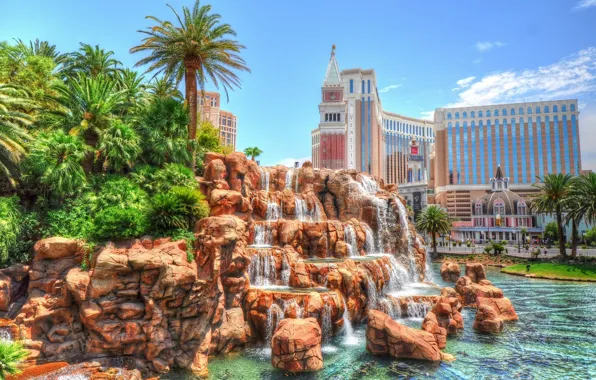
[501, 262, 596, 281]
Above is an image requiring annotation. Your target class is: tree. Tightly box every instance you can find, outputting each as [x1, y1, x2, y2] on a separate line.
[0, 341, 29, 380]
[149, 76, 183, 101]
[0, 84, 33, 185]
[415, 205, 451, 255]
[543, 221, 559, 243]
[97, 121, 141, 172]
[130, 0, 250, 171]
[117, 68, 149, 115]
[63, 43, 122, 78]
[243, 147, 263, 161]
[566, 172, 596, 257]
[531, 174, 572, 258]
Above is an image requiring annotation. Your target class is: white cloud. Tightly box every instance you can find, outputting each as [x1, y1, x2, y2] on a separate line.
[475, 41, 507, 52]
[450, 47, 596, 107]
[420, 110, 435, 121]
[276, 156, 311, 168]
[452, 76, 476, 91]
[379, 84, 403, 93]
[473, 58, 483, 64]
[573, 0, 596, 10]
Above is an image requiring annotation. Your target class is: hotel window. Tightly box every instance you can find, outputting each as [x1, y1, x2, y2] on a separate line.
[494, 199, 505, 215]
[447, 113, 452, 120]
[463, 111, 467, 118]
[519, 107, 523, 115]
[536, 106, 540, 114]
[517, 200, 527, 215]
[553, 105, 558, 112]
[486, 110, 491, 117]
[478, 110, 483, 117]
[350, 79, 354, 93]
[211, 97, 217, 107]
[367, 80, 371, 94]
[455, 112, 460, 119]
[502, 108, 507, 116]
[511, 108, 515, 115]
[527, 107, 532, 114]
[544, 105, 549, 113]
[495, 109, 499, 116]
[570, 104, 576, 112]
[562, 104, 567, 112]
[361, 80, 364, 93]
[475, 202, 483, 216]
[471, 111, 475, 118]
[199, 97, 204, 106]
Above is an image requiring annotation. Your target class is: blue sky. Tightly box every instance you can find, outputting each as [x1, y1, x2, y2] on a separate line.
[1, 0, 596, 169]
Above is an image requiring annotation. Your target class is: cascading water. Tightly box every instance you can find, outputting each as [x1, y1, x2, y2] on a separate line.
[266, 202, 281, 221]
[366, 277, 378, 310]
[379, 298, 400, 320]
[260, 169, 270, 191]
[361, 175, 379, 195]
[364, 225, 376, 254]
[265, 304, 284, 343]
[249, 251, 277, 287]
[280, 255, 290, 285]
[341, 297, 358, 345]
[252, 224, 271, 247]
[283, 299, 304, 318]
[382, 254, 410, 293]
[321, 304, 333, 343]
[343, 225, 358, 257]
[417, 236, 435, 282]
[294, 168, 300, 193]
[295, 198, 321, 222]
[373, 197, 389, 252]
[0, 328, 12, 342]
[395, 199, 419, 280]
[285, 168, 293, 190]
[406, 298, 431, 319]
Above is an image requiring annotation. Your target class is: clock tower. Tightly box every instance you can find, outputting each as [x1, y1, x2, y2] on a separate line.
[312, 45, 347, 169]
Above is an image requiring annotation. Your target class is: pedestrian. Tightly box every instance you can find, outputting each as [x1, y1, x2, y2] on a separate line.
[526, 263, 531, 272]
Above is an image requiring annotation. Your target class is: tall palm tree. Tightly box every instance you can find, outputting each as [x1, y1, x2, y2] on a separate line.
[0, 84, 34, 185]
[531, 173, 572, 258]
[149, 76, 183, 101]
[566, 172, 596, 257]
[117, 69, 149, 115]
[13, 38, 67, 65]
[63, 43, 122, 78]
[415, 205, 451, 255]
[130, 0, 250, 171]
[243, 147, 262, 161]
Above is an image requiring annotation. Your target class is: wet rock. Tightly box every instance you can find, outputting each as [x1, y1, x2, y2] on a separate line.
[440, 262, 461, 282]
[473, 304, 504, 333]
[465, 263, 487, 283]
[0, 264, 29, 312]
[271, 317, 323, 372]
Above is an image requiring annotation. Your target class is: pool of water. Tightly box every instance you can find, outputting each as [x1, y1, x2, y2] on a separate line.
[164, 264, 596, 379]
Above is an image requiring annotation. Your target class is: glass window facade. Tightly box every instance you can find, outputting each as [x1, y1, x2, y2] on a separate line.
[536, 116, 544, 179]
[455, 122, 461, 184]
[528, 117, 535, 181]
[463, 121, 469, 183]
[350, 79, 354, 93]
[471, 121, 477, 184]
[563, 115, 570, 174]
[520, 117, 527, 182]
[553, 115, 561, 173]
[545, 116, 552, 174]
[487, 120, 493, 183]
[503, 118, 509, 179]
[572, 114, 579, 173]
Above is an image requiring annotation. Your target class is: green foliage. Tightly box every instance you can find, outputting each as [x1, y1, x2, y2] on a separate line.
[24, 130, 89, 197]
[130, 164, 159, 193]
[169, 228, 197, 263]
[42, 194, 96, 240]
[95, 176, 148, 211]
[243, 146, 263, 160]
[0, 196, 21, 262]
[415, 205, 451, 254]
[543, 221, 559, 241]
[148, 187, 208, 233]
[93, 206, 148, 241]
[0, 340, 29, 379]
[585, 226, 596, 245]
[5, 211, 39, 266]
[62, 43, 122, 79]
[97, 121, 141, 172]
[483, 245, 492, 254]
[152, 163, 197, 193]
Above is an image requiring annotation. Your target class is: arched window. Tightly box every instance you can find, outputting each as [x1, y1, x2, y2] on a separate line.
[487, 110, 491, 117]
[479, 120, 483, 127]
[502, 108, 507, 116]
[478, 110, 483, 117]
[493, 198, 505, 215]
[455, 112, 460, 119]
[537, 116, 541, 124]
[544, 105, 549, 113]
[463, 111, 467, 118]
[325, 114, 328, 121]
[519, 107, 524, 115]
[503, 118, 507, 126]
[517, 199, 527, 215]
[562, 104, 567, 112]
[520, 117, 524, 124]
[553, 105, 558, 112]
[447, 113, 452, 119]
[528, 117, 532, 124]
[511, 118, 515, 125]
[536, 106, 541, 114]
[554, 115, 559, 123]
[448, 122, 452, 128]
[495, 109, 499, 116]
[546, 116, 550, 124]
[471, 120, 475, 127]
[337, 113, 340, 121]
[511, 108, 515, 115]
[471, 111, 475, 118]
[463, 121, 467, 128]
[528, 107, 532, 114]
[475, 201, 483, 216]
[570, 104, 576, 112]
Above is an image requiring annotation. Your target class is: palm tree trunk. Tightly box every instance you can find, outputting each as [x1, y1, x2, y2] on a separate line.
[431, 233, 437, 256]
[556, 208, 566, 258]
[571, 218, 578, 258]
[185, 65, 198, 172]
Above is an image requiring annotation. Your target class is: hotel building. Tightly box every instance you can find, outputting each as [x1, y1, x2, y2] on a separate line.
[311, 46, 434, 195]
[432, 99, 582, 238]
[198, 91, 238, 150]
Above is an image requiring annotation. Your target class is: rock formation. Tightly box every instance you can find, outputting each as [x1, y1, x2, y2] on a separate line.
[271, 318, 323, 372]
[421, 293, 464, 349]
[473, 304, 504, 333]
[440, 262, 461, 282]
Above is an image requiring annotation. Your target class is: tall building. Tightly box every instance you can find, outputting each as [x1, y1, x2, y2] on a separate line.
[198, 91, 237, 150]
[311, 46, 434, 188]
[432, 100, 582, 221]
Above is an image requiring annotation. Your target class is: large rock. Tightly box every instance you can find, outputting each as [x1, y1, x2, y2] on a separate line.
[271, 318, 323, 372]
[477, 297, 518, 322]
[465, 263, 487, 283]
[440, 262, 461, 282]
[455, 276, 504, 306]
[421, 294, 464, 348]
[0, 264, 29, 312]
[366, 310, 454, 361]
[473, 304, 503, 333]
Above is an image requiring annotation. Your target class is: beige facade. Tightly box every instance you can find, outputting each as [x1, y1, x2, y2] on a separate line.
[198, 91, 237, 150]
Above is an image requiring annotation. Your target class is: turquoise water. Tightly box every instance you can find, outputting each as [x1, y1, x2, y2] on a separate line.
[165, 264, 596, 380]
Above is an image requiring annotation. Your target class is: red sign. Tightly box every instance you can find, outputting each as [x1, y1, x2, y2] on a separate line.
[323, 91, 343, 102]
[411, 146, 419, 155]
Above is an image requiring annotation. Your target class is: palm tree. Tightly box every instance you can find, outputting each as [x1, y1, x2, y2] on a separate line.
[566, 172, 596, 257]
[117, 69, 149, 114]
[97, 121, 141, 172]
[149, 76, 183, 101]
[63, 43, 122, 78]
[13, 38, 67, 65]
[415, 205, 451, 255]
[243, 147, 262, 161]
[0, 84, 34, 185]
[0, 340, 29, 380]
[130, 0, 250, 171]
[531, 173, 572, 258]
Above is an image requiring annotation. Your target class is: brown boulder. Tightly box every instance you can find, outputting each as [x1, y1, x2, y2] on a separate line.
[465, 263, 487, 283]
[0, 264, 29, 312]
[440, 262, 461, 282]
[271, 318, 323, 372]
[473, 304, 504, 333]
[477, 297, 518, 321]
[34, 237, 82, 260]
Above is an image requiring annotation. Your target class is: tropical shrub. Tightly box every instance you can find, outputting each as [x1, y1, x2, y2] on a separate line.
[95, 177, 148, 211]
[42, 193, 96, 240]
[543, 221, 559, 242]
[93, 206, 148, 241]
[0, 340, 29, 379]
[152, 163, 197, 193]
[130, 164, 159, 193]
[97, 121, 141, 172]
[148, 187, 208, 233]
[5, 212, 40, 266]
[0, 196, 21, 262]
[483, 245, 492, 254]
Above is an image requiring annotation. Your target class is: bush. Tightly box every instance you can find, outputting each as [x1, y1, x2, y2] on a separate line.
[148, 187, 208, 233]
[0, 340, 29, 379]
[153, 163, 197, 193]
[93, 206, 148, 241]
[0, 196, 22, 263]
[5, 212, 40, 266]
[96, 177, 148, 211]
[484, 245, 492, 254]
[492, 243, 505, 255]
[42, 194, 96, 240]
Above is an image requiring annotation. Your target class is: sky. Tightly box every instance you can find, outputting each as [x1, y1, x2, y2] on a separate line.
[1, 0, 596, 169]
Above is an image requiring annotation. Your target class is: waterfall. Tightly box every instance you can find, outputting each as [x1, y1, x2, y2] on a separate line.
[313, 202, 323, 221]
[383, 255, 410, 293]
[0, 328, 12, 342]
[366, 277, 378, 310]
[341, 296, 358, 345]
[395, 199, 419, 279]
[295, 198, 308, 221]
[406, 298, 431, 319]
[265, 304, 284, 342]
[260, 169, 270, 191]
[280, 255, 290, 285]
[285, 169, 293, 190]
[379, 298, 401, 320]
[364, 225, 376, 254]
[284, 299, 304, 318]
[361, 175, 379, 195]
[294, 168, 300, 193]
[266, 202, 281, 221]
[373, 197, 389, 252]
[321, 304, 333, 343]
[344, 225, 358, 257]
[248, 251, 276, 286]
[253, 224, 272, 247]
[417, 236, 435, 282]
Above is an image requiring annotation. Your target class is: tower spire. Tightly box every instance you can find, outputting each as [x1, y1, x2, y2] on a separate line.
[323, 44, 341, 86]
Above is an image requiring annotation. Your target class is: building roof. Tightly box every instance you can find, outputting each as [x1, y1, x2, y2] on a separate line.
[323, 45, 342, 86]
